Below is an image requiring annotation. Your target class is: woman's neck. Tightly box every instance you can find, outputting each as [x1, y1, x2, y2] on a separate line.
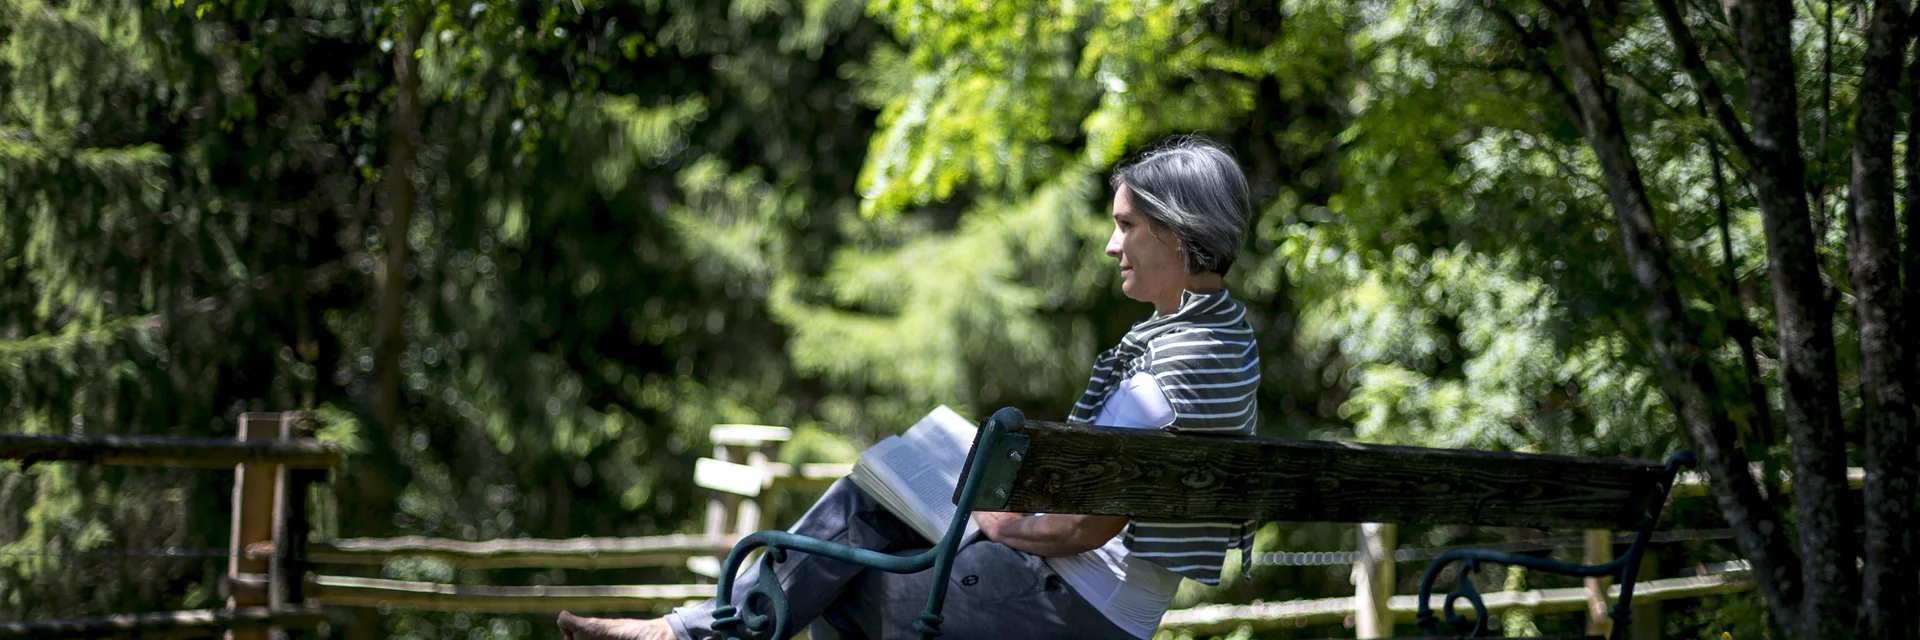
[1153, 273, 1225, 315]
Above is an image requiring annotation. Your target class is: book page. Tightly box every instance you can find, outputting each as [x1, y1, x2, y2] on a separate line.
[849, 406, 982, 544]
[896, 406, 974, 475]
[874, 439, 955, 540]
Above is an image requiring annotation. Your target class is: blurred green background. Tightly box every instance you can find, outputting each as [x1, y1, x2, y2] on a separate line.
[0, 0, 1885, 638]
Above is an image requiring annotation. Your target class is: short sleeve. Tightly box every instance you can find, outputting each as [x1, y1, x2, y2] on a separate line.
[1091, 371, 1176, 430]
[1146, 329, 1259, 434]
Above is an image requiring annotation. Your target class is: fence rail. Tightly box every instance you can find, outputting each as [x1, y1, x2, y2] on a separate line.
[308, 576, 711, 613]
[0, 606, 326, 639]
[257, 533, 743, 569]
[0, 433, 340, 469]
[1160, 571, 1753, 635]
[294, 570, 1751, 626]
[1670, 464, 1864, 498]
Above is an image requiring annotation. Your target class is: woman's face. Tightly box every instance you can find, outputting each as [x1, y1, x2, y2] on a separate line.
[1105, 184, 1187, 308]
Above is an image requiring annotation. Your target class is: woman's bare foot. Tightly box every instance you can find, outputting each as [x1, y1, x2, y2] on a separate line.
[555, 611, 677, 640]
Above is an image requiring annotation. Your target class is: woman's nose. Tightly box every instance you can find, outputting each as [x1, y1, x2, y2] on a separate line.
[1104, 232, 1122, 258]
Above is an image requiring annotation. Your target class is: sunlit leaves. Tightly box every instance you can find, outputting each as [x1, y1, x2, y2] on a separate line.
[778, 164, 1105, 416]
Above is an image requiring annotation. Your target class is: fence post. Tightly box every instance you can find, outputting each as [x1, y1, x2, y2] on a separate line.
[228, 413, 282, 640]
[1630, 549, 1660, 639]
[1352, 522, 1396, 638]
[1584, 529, 1614, 637]
[690, 425, 791, 581]
[270, 413, 319, 618]
[694, 437, 740, 583]
[737, 436, 778, 535]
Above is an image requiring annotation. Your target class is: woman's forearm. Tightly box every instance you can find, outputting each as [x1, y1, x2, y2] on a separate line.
[984, 513, 1128, 557]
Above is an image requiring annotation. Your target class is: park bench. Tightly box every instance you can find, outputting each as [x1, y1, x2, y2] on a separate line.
[707, 408, 1693, 640]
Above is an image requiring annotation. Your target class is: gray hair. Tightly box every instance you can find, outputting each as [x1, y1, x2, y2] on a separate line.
[1109, 136, 1251, 275]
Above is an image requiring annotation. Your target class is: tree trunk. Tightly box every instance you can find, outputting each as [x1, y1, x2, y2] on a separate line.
[1708, 135, 1777, 461]
[1850, 3, 1918, 638]
[1720, 0, 1856, 634]
[1811, 0, 1834, 241]
[1539, 5, 1803, 633]
[1908, 6, 1920, 409]
[374, 13, 421, 435]
[1910, 4, 1920, 392]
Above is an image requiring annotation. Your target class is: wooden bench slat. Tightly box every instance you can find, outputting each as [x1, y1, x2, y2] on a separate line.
[982, 421, 1673, 530]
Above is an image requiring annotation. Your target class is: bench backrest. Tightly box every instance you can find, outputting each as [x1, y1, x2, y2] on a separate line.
[962, 419, 1678, 531]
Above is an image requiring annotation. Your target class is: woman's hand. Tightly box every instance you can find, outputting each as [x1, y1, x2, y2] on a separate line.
[972, 510, 1026, 541]
[971, 511, 1127, 557]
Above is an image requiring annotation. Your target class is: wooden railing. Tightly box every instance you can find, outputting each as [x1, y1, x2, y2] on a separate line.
[261, 533, 743, 569]
[306, 576, 713, 613]
[0, 607, 327, 639]
[0, 433, 341, 468]
[0, 412, 334, 640]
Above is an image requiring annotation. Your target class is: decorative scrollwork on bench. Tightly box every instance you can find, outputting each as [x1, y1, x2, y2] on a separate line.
[708, 408, 1027, 640]
[1412, 451, 1695, 639]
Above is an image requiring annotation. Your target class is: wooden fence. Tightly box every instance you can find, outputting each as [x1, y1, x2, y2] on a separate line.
[4, 413, 1808, 639]
[0, 412, 332, 639]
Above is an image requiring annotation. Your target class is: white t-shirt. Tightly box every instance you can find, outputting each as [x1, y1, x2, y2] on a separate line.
[1041, 372, 1184, 638]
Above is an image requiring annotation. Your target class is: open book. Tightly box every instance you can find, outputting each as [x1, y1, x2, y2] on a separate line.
[848, 406, 984, 545]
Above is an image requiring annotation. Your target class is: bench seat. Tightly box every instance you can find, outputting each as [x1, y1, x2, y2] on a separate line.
[957, 412, 1691, 639]
[708, 408, 1690, 640]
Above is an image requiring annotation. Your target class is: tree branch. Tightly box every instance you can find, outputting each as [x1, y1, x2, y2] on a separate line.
[1650, 0, 1760, 161]
[1617, 65, 1686, 117]
[1687, 0, 1744, 59]
[1703, 100, 1782, 500]
[1489, 6, 1588, 137]
[1618, 66, 1758, 177]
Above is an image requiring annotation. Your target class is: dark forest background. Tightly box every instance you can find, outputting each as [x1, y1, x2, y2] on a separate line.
[5, 0, 1917, 638]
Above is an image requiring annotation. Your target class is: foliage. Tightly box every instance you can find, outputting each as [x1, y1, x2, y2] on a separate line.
[4, 0, 1909, 636]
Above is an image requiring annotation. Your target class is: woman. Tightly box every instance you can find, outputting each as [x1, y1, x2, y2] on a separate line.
[560, 136, 1258, 640]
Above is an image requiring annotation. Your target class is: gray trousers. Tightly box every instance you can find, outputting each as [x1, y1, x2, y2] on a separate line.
[665, 479, 1137, 640]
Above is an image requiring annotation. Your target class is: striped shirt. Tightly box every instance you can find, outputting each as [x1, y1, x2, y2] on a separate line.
[1068, 289, 1260, 584]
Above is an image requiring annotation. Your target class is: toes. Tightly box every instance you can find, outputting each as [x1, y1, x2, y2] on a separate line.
[557, 611, 594, 638]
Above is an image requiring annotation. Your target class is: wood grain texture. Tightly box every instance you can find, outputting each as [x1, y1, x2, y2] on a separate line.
[0, 606, 326, 639]
[0, 434, 341, 468]
[986, 421, 1674, 530]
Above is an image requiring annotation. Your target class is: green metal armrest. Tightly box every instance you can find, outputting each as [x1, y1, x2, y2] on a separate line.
[709, 407, 1027, 640]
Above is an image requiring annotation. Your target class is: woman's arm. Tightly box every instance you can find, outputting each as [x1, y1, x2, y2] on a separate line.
[973, 511, 1128, 557]
[972, 370, 1169, 556]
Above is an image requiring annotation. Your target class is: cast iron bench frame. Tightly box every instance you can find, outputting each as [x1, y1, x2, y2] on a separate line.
[708, 407, 1694, 639]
